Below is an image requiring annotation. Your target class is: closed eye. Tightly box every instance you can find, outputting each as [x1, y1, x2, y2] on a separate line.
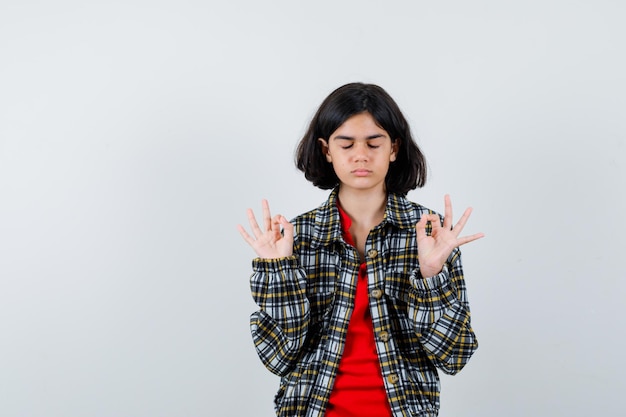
[341, 143, 381, 149]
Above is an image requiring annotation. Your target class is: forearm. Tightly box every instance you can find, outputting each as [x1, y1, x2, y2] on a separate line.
[408, 251, 478, 374]
[249, 256, 311, 376]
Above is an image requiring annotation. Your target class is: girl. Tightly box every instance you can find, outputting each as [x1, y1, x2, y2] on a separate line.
[238, 83, 483, 417]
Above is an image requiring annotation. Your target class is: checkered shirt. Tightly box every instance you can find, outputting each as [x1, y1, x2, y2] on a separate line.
[249, 189, 478, 417]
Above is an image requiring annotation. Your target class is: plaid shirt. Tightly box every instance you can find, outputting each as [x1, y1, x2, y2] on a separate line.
[249, 189, 478, 417]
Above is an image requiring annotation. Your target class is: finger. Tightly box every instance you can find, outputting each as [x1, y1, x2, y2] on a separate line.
[452, 207, 473, 236]
[457, 232, 485, 246]
[442, 194, 453, 229]
[262, 199, 272, 231]
[420, 213, 441, 224]
[271, 214, 283, 240]
[237, 224, 256, 246]
[424, 213, 443, 231]
[247, 208, 264, 238]
[416, 214, 439, 238]
[415, 216, 427, 240]
[280, 216, 295, 241]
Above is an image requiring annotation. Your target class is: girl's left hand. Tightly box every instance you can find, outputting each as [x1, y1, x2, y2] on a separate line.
[416, 195, 484, 278]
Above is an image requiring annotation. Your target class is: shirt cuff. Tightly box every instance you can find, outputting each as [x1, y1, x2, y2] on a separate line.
[252, 256, 298, 273]
[411, 264, 450, 291]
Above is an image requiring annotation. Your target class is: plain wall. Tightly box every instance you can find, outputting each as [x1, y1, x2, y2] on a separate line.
[1, 1, 625, 416]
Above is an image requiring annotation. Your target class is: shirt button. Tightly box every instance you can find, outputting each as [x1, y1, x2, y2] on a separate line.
[366, 249, 378, 259]
[387, 373, 399, 384]
[378, 331, 389, 342]
[370, 288, 383, 299]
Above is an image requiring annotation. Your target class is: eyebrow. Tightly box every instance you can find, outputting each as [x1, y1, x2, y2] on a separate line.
[333, 134, 386, 140]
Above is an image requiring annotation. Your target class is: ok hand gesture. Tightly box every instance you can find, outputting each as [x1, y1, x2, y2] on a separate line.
[238, 199, 294, 259]
[416, 195, 484, 278]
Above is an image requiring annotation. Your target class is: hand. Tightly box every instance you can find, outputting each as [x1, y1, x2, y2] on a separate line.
[416, 194, 484, 278]
[237, 199, 294, 259]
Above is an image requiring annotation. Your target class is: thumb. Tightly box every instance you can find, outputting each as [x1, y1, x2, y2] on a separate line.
[415, 216, 428, 241]
[280, 216, 295, 240]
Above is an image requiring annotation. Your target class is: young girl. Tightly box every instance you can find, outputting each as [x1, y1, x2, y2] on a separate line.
[238, 83, 483, 417]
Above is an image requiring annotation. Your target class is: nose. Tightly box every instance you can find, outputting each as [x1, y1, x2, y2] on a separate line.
[353, 142, 370, 162]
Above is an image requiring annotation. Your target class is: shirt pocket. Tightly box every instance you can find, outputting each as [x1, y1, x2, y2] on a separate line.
[304, 256, 338, 325]
[383, 270, 413, 303]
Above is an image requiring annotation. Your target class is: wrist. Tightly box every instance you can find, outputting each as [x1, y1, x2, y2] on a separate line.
[420, 263, 444, 279]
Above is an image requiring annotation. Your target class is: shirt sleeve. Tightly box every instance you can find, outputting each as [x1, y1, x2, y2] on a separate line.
[249, 256, 311, 377]
[407, 247, 478, 375]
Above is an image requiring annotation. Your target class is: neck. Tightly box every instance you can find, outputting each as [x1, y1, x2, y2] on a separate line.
[337, 186, 387, 227]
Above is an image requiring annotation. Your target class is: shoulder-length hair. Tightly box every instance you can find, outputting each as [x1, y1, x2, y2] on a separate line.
[295, 82, 427, 196]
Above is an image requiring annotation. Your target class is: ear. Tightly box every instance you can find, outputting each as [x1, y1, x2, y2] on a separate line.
[318, 138, 332, 162]
[390, 138, 401, 162]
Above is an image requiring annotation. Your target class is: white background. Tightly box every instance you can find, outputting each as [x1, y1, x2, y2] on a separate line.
[1, 1, 625, 416]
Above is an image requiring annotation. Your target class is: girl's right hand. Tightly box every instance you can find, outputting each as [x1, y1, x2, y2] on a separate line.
[237, 199, 294, 259]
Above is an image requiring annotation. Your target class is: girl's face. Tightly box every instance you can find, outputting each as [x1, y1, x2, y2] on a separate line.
[319, 112, 398, 194]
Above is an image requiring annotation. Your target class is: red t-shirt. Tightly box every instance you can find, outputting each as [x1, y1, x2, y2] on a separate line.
[325, 205, 392, 417]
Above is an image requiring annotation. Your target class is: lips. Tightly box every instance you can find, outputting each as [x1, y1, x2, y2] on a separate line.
[351, 169, 371, 177]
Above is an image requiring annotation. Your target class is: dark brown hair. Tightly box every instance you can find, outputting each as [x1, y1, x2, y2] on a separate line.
[295, 82, 427, 196]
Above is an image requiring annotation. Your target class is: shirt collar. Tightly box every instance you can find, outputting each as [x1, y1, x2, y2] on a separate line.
[309, 188, 418, 249]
